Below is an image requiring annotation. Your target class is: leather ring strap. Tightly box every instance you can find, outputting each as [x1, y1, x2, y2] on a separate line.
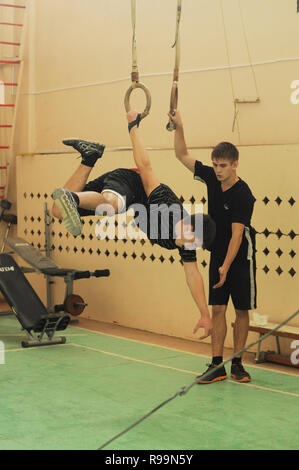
[166, 80, 178, 131]
[167, 0, 182, 132]
[128, 113, 142, 133]
[124, 0, 151, 121]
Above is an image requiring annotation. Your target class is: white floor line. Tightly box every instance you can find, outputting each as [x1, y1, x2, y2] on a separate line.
[227, 379, 299, 398]
[3, 325, 298, 380]
[73, 325, 299, 378]
[69, 342, 299, 399]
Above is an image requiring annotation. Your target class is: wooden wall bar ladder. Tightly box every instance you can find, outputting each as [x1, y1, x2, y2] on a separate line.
[0, 2, 27, 200]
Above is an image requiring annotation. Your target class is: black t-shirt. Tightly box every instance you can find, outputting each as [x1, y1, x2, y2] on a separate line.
[194, 161, 255, 261]
[132, 184, 197, 263]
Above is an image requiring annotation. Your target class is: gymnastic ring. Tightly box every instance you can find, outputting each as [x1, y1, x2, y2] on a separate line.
[166, 81, 178, 132]
[124, 82, 151, 120]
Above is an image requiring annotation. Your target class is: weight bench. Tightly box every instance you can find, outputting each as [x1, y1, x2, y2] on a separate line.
[5, 237, 110, 316]
[232, 320, 299, 368]
[0, 253, 70, 348]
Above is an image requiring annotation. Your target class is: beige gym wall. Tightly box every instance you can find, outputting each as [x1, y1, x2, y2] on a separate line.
[4, 0, 299, 352]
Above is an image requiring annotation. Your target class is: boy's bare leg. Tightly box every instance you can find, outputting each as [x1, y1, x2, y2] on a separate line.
[52, 160, 120, 214]
[233, 309, 249, 354]
[211, 304, 228, 356]
[75, 190, 120, 213]
[52, 137, 105, 217]
[63, 164, 93, 192]
[231, 309, 251, 382]
[51, 138, 107, 236]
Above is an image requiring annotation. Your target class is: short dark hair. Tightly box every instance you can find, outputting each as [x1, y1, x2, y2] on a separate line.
[186, 213, 216, 250]
[212, 142, 239, 162]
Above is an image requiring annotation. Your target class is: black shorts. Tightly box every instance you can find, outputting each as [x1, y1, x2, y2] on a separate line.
[77, 168, 147, 216]
[209, 252, 257, 310]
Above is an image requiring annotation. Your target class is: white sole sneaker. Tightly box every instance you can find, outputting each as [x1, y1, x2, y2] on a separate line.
[52, 188, 82, 237]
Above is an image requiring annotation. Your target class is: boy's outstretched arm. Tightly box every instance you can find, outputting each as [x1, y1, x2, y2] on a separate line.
[183, 261, 213, 340]
[127, 110, 160, 196]
[169, 110, 196, 173]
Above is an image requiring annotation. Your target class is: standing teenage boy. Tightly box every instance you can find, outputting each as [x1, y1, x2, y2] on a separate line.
[170, 110, 256, 383]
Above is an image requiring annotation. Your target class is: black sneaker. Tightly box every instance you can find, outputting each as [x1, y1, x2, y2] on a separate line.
[52, 188, 82, 237]
[63, 138, 105, 167]
[231, 363, 251, 383]
[196, 363, 227, 384]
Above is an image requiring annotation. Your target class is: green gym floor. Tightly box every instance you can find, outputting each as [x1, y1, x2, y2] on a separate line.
[0, 315, 298, 451]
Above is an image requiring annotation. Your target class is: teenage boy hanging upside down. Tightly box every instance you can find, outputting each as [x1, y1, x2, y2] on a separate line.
[51, 111, 216, 340]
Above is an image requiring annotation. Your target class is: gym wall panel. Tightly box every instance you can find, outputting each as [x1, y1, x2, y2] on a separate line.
[16, 143, 299, 351]
[3, 0, 298, 353]
[11, 0, 299, 155]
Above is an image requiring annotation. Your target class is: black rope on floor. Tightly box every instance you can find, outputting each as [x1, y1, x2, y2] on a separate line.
[97, 308, 299, 450]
